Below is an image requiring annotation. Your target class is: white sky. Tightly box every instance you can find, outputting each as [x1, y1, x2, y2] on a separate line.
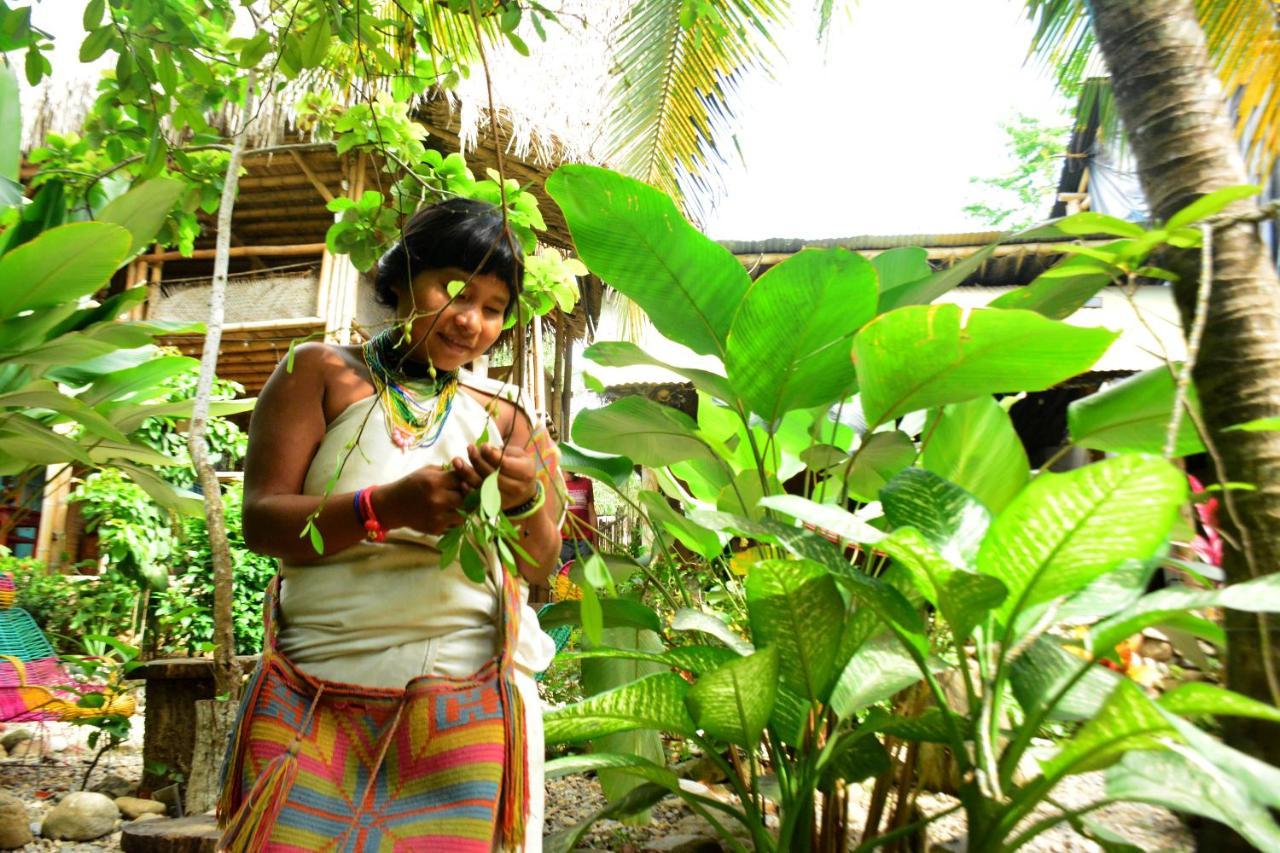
[704, 0, 1070, 240]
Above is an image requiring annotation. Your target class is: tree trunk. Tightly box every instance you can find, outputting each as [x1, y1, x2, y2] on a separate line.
[187, 72, 257, 702]
[1086, 0, 1280, 843]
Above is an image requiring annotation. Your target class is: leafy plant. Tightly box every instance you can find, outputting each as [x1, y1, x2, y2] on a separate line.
[538, 166, 1280, 851]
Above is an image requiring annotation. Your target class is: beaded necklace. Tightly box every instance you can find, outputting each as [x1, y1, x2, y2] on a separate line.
[362, 330, 459, 450]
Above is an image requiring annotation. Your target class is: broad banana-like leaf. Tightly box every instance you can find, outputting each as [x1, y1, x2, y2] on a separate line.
[585, 340, 735, 405]
[0, 222, 131, 316]
[725, 248, 876, 421]
[108, 397, 257, 433]
[839, 430, 915, 503]
[921, 396, 1029, 513]
[98, 178, 186, 259]
[988, 253, 1117, 320]
[745, 559, 844, 701]
[756, 494, 884, 546]
[977, 454, 1186, 625]
[881, 468, 992, 569]
[0, 382, 128, 443]
[685, 646, 779, 746]
[83, 356, 201, 406]
[1068, 366, 1206, 456]
[572, 396, 720, 469]
[878, 528, 1007, 642]
[641, 490, 724, 560]
[853, 305, 1117, 428]
[670, 608, 753, 656]
[543, 672, 697, 745]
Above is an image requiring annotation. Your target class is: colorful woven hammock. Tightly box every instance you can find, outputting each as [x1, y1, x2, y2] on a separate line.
[217, 566, 529, 852]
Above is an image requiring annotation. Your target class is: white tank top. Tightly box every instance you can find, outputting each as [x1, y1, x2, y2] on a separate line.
[275, 369, 557, 689]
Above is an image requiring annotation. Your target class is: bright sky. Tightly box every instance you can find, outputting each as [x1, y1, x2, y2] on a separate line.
[703, 0, 1071, 241]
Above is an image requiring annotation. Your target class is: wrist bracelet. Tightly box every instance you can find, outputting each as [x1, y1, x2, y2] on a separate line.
[355, 487, 387, 542]
[503, 482, 545, 521]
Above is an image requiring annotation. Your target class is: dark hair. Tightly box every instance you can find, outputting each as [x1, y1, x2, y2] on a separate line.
[374, 197, 522, 315]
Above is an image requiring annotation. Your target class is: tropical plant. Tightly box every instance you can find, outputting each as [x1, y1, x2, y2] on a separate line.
[964, 112, 1071, 230]
[536, 165, 1280, 851]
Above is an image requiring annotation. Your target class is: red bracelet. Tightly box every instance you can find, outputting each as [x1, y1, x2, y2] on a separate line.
[357, 487, 387, 542]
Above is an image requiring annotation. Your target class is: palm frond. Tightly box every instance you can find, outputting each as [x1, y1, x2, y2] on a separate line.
[1024, 0, 1280, 177]
[605, 0, 787, 221]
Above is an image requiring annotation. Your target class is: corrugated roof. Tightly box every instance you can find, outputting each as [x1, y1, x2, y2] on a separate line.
[718, 230, 1061, 255]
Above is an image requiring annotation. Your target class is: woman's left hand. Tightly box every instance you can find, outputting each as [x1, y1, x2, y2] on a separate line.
[452, 443, 539, 510]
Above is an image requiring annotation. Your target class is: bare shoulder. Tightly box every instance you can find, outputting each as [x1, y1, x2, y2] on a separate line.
[458, 375, 533, 442]
[260, 341, 372, 424]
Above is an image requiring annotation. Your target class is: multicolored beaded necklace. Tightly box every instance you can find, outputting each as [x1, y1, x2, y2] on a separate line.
[362, 329, 459, 450]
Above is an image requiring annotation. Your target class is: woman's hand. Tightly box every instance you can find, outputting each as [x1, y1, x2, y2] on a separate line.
[378, 466, 469, 535]
[451, 443, 538, 510]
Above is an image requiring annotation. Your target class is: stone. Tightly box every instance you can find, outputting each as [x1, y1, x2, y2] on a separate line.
[0, 744, 6, 759]
[0, 792, 33, 849]
[1139, 637, 1174, 662]
[120, 814, 221, 853]
[0, 729, 32, 752]
[643, 835, 721, 853]
[90, 773, 137, 800]
[5, 738, 38, 759]
[116, 797, 167, 820]
[40, 791, 121, 841]
[131, 813, 164, 824]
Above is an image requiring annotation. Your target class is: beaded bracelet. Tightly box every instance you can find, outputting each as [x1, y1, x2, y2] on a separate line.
[503, 482, 545, 521]
[354, 487, 387, 542]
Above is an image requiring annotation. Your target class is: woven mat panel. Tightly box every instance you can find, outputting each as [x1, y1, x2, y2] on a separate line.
[153, 269, 320, 324]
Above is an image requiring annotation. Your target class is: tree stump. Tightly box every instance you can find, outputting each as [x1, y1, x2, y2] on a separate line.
[120, 815, 220, 853]
[184, 699, 239, 816]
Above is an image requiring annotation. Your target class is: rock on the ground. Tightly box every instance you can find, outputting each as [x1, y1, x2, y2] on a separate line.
[91, 772, 137, 800]
[0, 729, 32, 752]
[0, 792, 32, 849]
[116, 797, 167, 820]
[40, 791, 121, 841]
[132, 813, 165, 823]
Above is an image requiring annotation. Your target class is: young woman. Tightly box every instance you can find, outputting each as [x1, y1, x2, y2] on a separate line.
[219, 198, 563, 851]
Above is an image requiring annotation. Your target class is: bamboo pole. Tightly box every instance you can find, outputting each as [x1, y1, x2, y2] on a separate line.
[140, 243, 325, 262]
[288, 150, 336, 203]
[530, 314, 546, 414]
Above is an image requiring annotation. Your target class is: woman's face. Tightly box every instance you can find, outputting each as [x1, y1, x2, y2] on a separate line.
[396, 266, 511, 372]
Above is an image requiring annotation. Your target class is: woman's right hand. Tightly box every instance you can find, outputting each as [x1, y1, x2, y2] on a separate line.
[376, 465, 469, 535]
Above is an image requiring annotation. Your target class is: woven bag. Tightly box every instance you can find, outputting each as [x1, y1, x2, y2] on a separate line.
[216, 565, 528, 852]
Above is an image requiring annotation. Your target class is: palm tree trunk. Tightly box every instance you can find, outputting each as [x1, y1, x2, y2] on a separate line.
[1086, 0, 1280, 837]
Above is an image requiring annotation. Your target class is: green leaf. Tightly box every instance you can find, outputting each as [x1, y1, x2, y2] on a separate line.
[853, 305, 1117, 427]
[82, 355, 200, 406]
[584, 340, 735, 404]
[641, 491, 723, 559]
[670, 608, 753, 656]
[0, 383, 127, 443]
[1105, 750, 1280, 851]
[79, 25, 113, 63]
[572, 396, 719, 468]
[1226, 416, 1280, 432]
[561, 645, 737, 675]
[920, 396, 1029, 512]
[977, 455, 1186, 625]
[841, 430, 916, 502]
[1009, 635, 1121, 721]
[480, 471, 501, 517]
[756, 494, 885, 545]
[108, 397, 256, 433]
[745, 559, 844, 701]
[1091, 574, 1280, 655]
[1166, 185, 1261, 230]
[877, 527, 1006, 641]
[861, 707, 955, 743]
[876, 229, 1039, 312]
[725, 248, 876, 420]
[881, 468, 992, 569]
[542, 781, 672, 853]
[579, 580, 603, 645]
[545, 165, 749, 357]
[459, 543, 487, 583]
[538, 598, 663, 634]
[822, 735, 892, 786]
[543, 672, 697, 744]
[0, 415, 92, 465]
[98, 178, 186, 259]
[987, 254, 1117, 319]
[1068, 367, 1205, 456]
[1042, 680, 1176, 780]
[1052, 211, 1147, 238]
[829, 635, 940, 720]
[0, 222, 132, 317]
[299, 18, 331, 69]
[1158, 683, 1280, 724]
[685, 646, 779, 746]
[115, 462, 202, 516]
[1051, 559, 1157, 626]
[0, 63, 18, 182]
[871, 247, 931, 308]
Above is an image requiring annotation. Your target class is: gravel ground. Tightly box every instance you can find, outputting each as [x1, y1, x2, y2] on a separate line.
[1, 720, 1193, 852]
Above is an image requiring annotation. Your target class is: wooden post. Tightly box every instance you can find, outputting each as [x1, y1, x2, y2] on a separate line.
[530, 315, 546, 415]
[550, 312, 565, 435]
[561, 326, 574, 432]
[33, 463, 73, 568]
[146, 262, 164, 321]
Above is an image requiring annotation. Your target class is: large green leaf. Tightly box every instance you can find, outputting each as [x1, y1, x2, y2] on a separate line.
[1090, 574, 1280, 654]
[841, 430, 916, 502]
[881, 468, 991, 569]
[670, 608, 753, 656]
[108, 397, 257, 433]
[755, 494, 885, 546]
[987, 254, 1117, 319]
[0, 414, 93, 466]
[1008, 635, 1121, 722]
[852, 305, 1117, 427]
[685, 646, 779, 746]
[1158, 682, 1280, 724]
[1041, 680, 1176, 780]
[1050, 559, 1157, 626]
[745, 559, 844, 701]
[872, 247, 931, 310]
[572, 396, 719, 469]
[543, 672, 697, 744]
[0, 222, 132, 317]
[641, 491, 724, 560]
[537, 599, 664, 634]
[977, 455, 1186, 625]
[821, 735, 892, 786]
[0, 382, 128, 443]
[878, 528, 1006, 641]
[97, 178, 185, 258]
[0, 62, 18, 182]
[1068, 367, 1205, 456]
[584, 341, 736, 404]
[921, 396, 1029, 513]
[546, 165, 749, 357]
[82, 356, 200, 406]
[557, 442, 635, 491]
[725, 248, 876, 420]
[560, 645, 737, 675]
[114, 461, 203, 516]
[829, 635, 940, 720]
[1105, 749, 1280, 851]
[876, 240, 1001, 313]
